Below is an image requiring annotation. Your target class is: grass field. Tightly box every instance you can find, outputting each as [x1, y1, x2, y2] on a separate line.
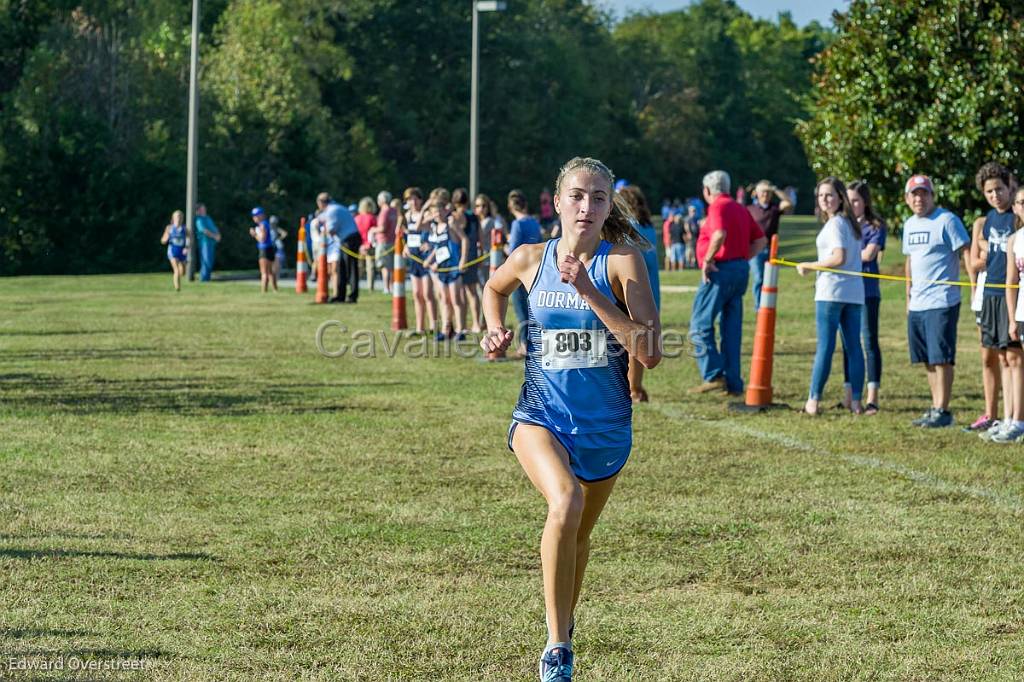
[2, 215, 1023, 681]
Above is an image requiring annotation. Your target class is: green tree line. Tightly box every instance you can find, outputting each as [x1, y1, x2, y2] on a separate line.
[0, 0, 829, 275]
[800, 0, 1024, 223]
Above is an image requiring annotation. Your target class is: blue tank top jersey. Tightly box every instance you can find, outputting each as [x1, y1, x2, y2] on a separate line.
[167, 224, 186, 260]
[168, 224, 186, 248]
[984, 208, 1014, 295]
[512, 239, 631, 435]
[463, 212, 480, 261]
[429, 220, 461, 268]
[405, 213, 430, 275]
[635, 223, 661, 311]
[257, 220, 274, 249]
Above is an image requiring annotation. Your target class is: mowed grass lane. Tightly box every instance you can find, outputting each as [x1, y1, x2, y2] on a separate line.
[1, 215, 1022, 680]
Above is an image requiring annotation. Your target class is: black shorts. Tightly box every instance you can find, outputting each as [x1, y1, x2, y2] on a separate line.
[979, 294, 1017, 349]
[258, 245, 277, 261]
[908, 304, 959, 365]
[461, 264, 480, 286]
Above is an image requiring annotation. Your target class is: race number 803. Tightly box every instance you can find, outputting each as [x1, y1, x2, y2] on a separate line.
[541, 328, 608, 370]
[554, 331, 593, 353]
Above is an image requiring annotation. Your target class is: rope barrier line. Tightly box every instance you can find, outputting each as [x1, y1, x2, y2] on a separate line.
[771, 257, 1020, 290]
[335, 242, 492, 273]
[403, 250, 493, 273]
[336, 242, 493, 273]
[340, 244, 396, 259]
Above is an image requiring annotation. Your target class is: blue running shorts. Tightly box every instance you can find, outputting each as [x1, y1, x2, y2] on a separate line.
[507, 420, 632, 482]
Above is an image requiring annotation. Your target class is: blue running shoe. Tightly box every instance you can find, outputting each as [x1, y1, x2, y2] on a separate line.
[539, 646, 573, 681]
[921, 409, 953, 429]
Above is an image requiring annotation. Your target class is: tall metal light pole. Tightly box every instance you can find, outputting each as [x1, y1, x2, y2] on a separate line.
[470, 1, 506, 201]
[185, 0, 201, 280]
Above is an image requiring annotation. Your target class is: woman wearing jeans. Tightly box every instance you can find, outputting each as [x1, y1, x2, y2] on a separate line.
[797, 177, 866, 415]
[839, 181, 887, 414]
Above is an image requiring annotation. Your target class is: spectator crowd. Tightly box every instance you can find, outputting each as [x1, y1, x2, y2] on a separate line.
[159, 161, 1024, 436]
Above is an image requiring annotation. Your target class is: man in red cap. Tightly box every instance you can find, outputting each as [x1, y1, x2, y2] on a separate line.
[901, 174, 970, 428]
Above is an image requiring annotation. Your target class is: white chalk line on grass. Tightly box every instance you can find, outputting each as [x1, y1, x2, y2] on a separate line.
[654, 403, 1024, 514]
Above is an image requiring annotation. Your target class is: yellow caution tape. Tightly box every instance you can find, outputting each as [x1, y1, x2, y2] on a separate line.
[405, 250, 494, 273]
[333, 241, 494, 273]
[340, 244, 396, 259]
[770, 254, 1015, 286]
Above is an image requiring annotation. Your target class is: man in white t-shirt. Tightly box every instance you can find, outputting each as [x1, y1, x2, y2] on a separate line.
[901, 175, 970, 428]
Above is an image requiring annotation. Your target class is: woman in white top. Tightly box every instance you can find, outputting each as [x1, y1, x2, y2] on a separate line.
[797, 177, 866, 415]
[1000, 186, 1024, 441]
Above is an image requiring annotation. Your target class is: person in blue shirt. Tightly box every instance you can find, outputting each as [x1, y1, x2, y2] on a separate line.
[316, 192, 361, 303]
[160, 210, 187, 291]
[838, 181, 887, 415]
[902, 174, 970, 428]
[194, 203, 221, 282]
[616, 184, 661, 403]
[507, 189, 543, 357]
[453, 188, 484, 333]
[481, 157, 660, 682]
[249, 207, 278, 293]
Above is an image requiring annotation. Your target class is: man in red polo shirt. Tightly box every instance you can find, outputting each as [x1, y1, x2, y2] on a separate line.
[689, 170, 767, 395]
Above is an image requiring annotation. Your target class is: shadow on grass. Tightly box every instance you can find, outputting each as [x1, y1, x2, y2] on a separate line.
[14, 647, 170, 658]
[0, 373, 403, 416]
[0, 532, 134, 541]
[0, 330, 109, 337]
[1, 628, 94, 638]
[0, 548, 217, 561]
[0, 348, 238, 362]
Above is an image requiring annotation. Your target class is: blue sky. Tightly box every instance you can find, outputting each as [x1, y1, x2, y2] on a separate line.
[600, 0, 849, 26]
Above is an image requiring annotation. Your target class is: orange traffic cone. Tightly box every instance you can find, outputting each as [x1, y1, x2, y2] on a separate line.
[734, 234, 781, 411]
[295, 217, 309, 294]
[391, 230, 407, 331]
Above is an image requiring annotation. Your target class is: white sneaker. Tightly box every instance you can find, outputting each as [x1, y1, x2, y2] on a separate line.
[979, 420, 1004, 441]
[991, 422, 1024, 443]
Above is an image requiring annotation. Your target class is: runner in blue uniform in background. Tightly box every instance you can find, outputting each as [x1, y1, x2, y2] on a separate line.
[249, 207, 278, 293]
[402, 187, 437, 335]
[423, 188, 468, 341]
[453, 188, 484, 333]
[160, 210, 187, 291]
[481, 157, 661, 682]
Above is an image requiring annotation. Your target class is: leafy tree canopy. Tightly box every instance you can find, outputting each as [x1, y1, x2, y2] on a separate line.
[799, 0, 1024, 223]
[0, 0, 829, 275]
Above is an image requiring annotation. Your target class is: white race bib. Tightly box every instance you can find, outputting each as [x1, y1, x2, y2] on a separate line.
[406, 232, 421, 248]
[972, 271, 986, 312]
[434, 245, 451, 263]
[540, 329, 608, 370]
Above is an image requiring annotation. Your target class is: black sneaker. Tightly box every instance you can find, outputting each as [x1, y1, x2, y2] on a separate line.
[912, 408, 937, 427]
[921, 409, 953, 429]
